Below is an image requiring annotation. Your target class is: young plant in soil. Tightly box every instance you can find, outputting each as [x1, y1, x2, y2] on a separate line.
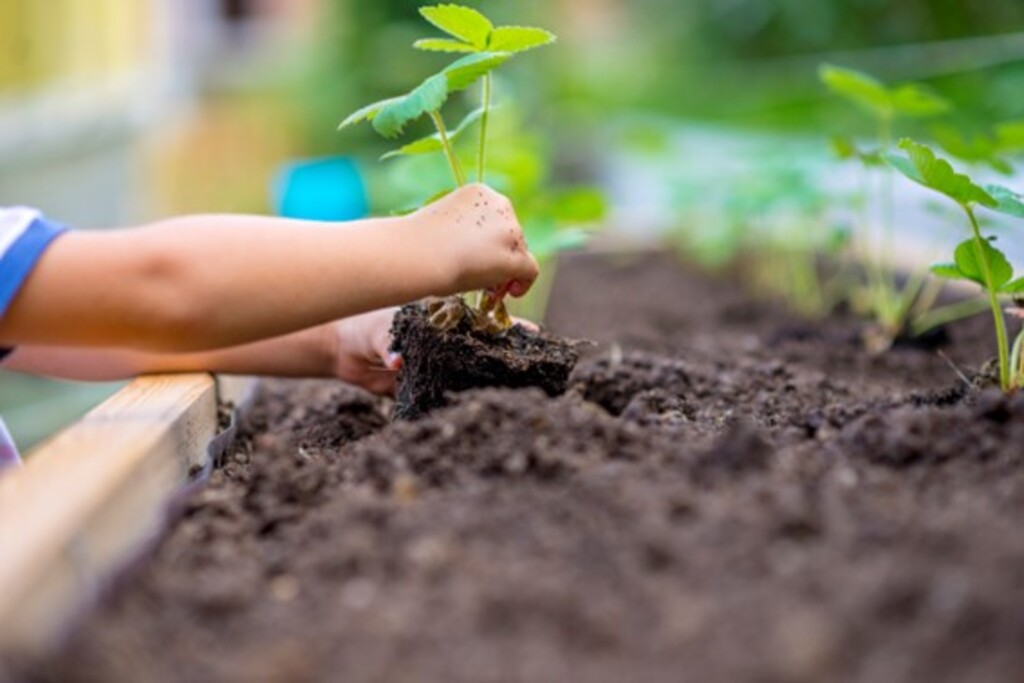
[886, 138, 1024, 391]
[820, 64, 951, 348]
[339, 4, 583, 418]
[728, 167, 851, 318]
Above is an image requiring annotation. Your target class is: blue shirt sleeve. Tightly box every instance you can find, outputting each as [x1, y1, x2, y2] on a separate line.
[0, 207, 68, 319]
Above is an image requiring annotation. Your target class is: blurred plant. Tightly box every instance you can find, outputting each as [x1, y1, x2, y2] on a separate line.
[886, 139, 1024, 391]
[820, 64, 952, 349]
[731, 168, 850, 317]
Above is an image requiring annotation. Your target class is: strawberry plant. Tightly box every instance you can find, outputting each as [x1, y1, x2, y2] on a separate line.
[885, 138, 1024, 391]
[820, 64, 951, 347]
[338, 3, 557, 332]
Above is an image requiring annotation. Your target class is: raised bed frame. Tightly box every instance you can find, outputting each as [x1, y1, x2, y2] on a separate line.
[0, 374, 255, 656]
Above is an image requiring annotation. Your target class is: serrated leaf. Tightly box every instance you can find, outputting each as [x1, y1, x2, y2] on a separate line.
[338, 96, 401, 130]
[372, 73, 449, 138]
[819, 64, 892, 117]
[442, 51, 510, 91]
[884, 139, 997, 208]
[419, 4, 493, 50]
[984, 184, 1024, 219]
[888, 83, 950, 118]
[413, 38, 476, 53]
[930, 262, 965, 280]
[488, 26, 556, 52]
[954, 237, 1013, 290]
[381, 107, 486, 160]
[1004, 278, 1024, 294]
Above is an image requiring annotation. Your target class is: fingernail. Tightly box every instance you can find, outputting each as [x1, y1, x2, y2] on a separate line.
[385, 352, 403, 370]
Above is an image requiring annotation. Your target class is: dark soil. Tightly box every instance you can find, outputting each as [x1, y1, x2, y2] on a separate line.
[390, 299, 580, 419]
[13, 251, 1024, 683]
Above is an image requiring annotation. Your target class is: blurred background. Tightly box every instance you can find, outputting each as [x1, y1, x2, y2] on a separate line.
[1, 0, 1022, 449]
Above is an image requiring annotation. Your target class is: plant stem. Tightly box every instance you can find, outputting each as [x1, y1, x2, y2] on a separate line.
[477, 73, 491, 184]
[429, 111, 466, 187]
[965, 205, 1011, 391]
[878, 112, 898, 311]
[1011, 328, 1023, 389]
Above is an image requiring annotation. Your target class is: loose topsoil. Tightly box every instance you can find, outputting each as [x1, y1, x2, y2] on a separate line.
[13, 251, 1024, 683]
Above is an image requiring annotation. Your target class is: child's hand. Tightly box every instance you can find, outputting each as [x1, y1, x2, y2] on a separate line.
[416, 184, 540, 297]
[326, 307, 403, 396]
[326, 306, 540, 396]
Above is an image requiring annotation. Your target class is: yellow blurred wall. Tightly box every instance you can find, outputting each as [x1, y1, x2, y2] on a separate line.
[0, 0, 151, 94]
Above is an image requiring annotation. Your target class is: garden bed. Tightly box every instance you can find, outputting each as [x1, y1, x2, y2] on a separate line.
[14, 250, 1024, 683]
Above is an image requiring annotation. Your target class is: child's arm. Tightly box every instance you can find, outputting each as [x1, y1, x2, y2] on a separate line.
[4, 308, 401, 395]
[0, 184, 537, 352]
[5, 305, 538, 396]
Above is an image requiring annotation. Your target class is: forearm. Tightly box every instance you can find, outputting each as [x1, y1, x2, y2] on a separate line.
[0, 214, 456, 351]
[4, 326, 336, 381]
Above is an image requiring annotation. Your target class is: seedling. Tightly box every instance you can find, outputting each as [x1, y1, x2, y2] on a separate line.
[339, 3, 557, 333]
[885, 138, 1024, 391]
[722, 167, 850, 317]
[820, 64, 951, 347]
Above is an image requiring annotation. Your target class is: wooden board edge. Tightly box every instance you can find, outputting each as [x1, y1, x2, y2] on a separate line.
[0, 374, 219, 656]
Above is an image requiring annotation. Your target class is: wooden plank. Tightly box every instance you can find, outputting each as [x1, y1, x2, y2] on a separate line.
[0, 374, 219, 656]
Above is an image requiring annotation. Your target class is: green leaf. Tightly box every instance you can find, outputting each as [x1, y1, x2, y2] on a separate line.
[525, 220, 590, 260]
[819, 64, 949, 120]
[488, 26, 556, 52]
[1004, 278, 1024, 294]
[995, 120, 1024, 152]
[930, 262, 965, 280]
[338, 96, 401, 130]
[953, 237, 1013, 290]
[829, 136, 857, 160]
[381, 107, 486, 160]
[984, 184, 1024, 219]
[549, 188, 607, 223]
[419, 4, 493, 50]
[888, 83, 950, 118]
[828, 135, 881, 166]
[884, 139, 997, 208]
[413, 38, 476, 53]
[819, 64, 891, 117]
[372, 74, 449, 138]
[442, 51, 510, 91]
[931, 124, 1012, 175]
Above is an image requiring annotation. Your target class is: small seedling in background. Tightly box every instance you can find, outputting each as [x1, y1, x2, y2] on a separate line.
[339, 4, 562, 333]
[886, 138, 1024, 391]
[711, 167, 850, 318]
[820, 64, 951, 347]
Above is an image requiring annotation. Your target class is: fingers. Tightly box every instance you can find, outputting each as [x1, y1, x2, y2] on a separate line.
[513, 317, 540, 333]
